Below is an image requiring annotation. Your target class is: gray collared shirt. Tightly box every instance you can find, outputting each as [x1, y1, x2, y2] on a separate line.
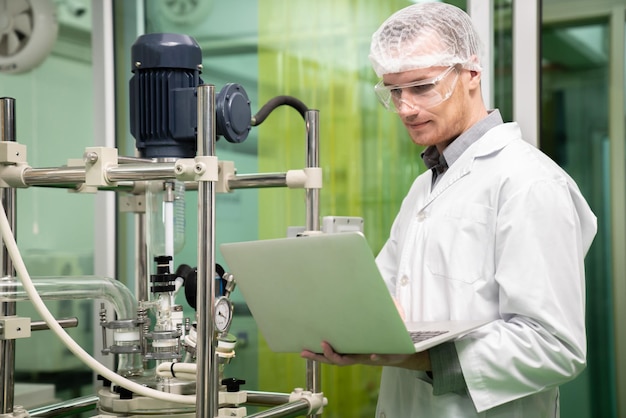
[421, 109, 504, 187]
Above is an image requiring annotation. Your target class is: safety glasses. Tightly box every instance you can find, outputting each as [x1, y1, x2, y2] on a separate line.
[374, 65, 460, 112]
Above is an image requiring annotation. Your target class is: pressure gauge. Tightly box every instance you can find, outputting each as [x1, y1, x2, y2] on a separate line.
[214, 296, 233, 333]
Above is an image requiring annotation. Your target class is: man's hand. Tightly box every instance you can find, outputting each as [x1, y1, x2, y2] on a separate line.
[301, 341, 431, 371]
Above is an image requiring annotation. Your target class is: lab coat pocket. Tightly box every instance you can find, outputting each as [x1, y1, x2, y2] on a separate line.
[426, 203, 493, 284]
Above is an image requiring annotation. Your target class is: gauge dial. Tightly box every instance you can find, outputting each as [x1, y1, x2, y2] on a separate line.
[214, 296, 233, 333]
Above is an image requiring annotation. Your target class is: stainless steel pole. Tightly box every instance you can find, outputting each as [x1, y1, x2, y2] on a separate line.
[304, 109, 320, 232]
[106, 162, 177, 182]
[23, 165, 291, 189]
[0, 96, 17, 414]
[195, 84, 218, 418]
[185, 173, 289, 191]
[22, 167, 87, 185]
[0, 98, 15, 142]
[228, 173, 288, 189]
[136, 210, 148, 302]
[244, 400, 311, 418]
[304, 109, 321, 418]
[30, 317, 79, 331]
[20, 162, 177, 186]
[244, 391, 292, 406]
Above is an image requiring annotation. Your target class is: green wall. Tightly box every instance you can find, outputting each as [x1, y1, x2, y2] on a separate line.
[255, 1, 426, 415]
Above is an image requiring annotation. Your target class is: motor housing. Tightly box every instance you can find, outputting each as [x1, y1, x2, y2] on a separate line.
[129, 33, 203, 159]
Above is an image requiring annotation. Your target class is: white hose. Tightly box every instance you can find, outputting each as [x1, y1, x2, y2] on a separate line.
[157, 362, 197, 381]
[0, 199, 196, 405]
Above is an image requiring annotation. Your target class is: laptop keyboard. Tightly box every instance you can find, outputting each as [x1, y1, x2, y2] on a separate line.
[409, 330, 449, 343]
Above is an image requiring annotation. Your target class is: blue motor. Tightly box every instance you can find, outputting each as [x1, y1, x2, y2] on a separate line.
[129, 33, 251, 159]
[129, 33, 202, 159]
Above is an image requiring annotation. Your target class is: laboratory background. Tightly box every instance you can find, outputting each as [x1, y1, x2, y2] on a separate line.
[0, 0, 622, 417]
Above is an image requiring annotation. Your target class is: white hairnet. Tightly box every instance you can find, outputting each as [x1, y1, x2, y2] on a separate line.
[369, 2, 483, 77]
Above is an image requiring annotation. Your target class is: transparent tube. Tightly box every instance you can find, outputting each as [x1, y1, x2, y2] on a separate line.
[0, 275, 136, 320]
[146, 180, 186, 260]
[0, 275, 142, 376]
[112, 325, 143, 378]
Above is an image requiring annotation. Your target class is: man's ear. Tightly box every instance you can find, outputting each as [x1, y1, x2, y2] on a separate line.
[468, 70, 482, 90]
[465, 55, 482, 90]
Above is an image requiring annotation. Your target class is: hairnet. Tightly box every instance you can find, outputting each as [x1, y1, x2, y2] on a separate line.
[369, 2, 483, 77]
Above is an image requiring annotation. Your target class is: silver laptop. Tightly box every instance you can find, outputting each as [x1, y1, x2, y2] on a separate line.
[219, 232, 489, 354]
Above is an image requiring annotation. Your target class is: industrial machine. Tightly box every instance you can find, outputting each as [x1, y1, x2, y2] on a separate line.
[0, 33, 326, 418]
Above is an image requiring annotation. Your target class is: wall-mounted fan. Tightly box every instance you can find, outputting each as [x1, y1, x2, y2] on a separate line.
[0, 0, 59, 74]
[156, 0, 214, 27]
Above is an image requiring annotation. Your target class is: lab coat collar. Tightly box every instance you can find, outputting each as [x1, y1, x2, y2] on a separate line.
[421, 122, 522, 208]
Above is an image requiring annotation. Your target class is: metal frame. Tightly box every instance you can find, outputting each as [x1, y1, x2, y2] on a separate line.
[543, 4, 625, 417]
[0, 97, 17, 416]
[473, 2, 625, 416]
[91, 0, 116, 372]
[513, 0, 541, 147]
[608, 7, 626, 418]
[0, 112, 322, 417]
[195, 84, 219, 418]
[467, 0, 494, 109]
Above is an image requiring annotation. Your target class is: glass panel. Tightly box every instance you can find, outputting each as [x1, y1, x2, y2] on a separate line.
[541, 19, 616, 418]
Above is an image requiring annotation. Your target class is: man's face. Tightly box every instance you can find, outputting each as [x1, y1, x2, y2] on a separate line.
[381, 66, 474, 152]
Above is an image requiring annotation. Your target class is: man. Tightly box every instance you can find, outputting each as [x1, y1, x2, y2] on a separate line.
[302, 2, 597, 417]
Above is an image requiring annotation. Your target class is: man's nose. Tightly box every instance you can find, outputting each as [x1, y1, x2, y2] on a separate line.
[396, 97, 420, 114]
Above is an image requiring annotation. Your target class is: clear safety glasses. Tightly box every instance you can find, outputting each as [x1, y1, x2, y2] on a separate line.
[374, 65, 460, 112]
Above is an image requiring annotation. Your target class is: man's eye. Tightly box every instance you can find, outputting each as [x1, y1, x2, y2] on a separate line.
[409, 83, 436, 95]
[390, 88, 402, 98]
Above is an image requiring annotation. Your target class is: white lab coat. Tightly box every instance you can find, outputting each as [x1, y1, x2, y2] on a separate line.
[374, 122, 597, 417]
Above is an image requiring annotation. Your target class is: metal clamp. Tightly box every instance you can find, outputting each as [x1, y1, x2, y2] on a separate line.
[286, 167, 322, 189]
[0, 142, 26, 164]
[289, 388, 327, 415]
[84, 146, 118, 187]
[193, 155, 219, 182]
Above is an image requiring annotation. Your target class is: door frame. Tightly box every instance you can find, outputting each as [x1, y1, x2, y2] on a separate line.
[543, 2, 625, 417]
